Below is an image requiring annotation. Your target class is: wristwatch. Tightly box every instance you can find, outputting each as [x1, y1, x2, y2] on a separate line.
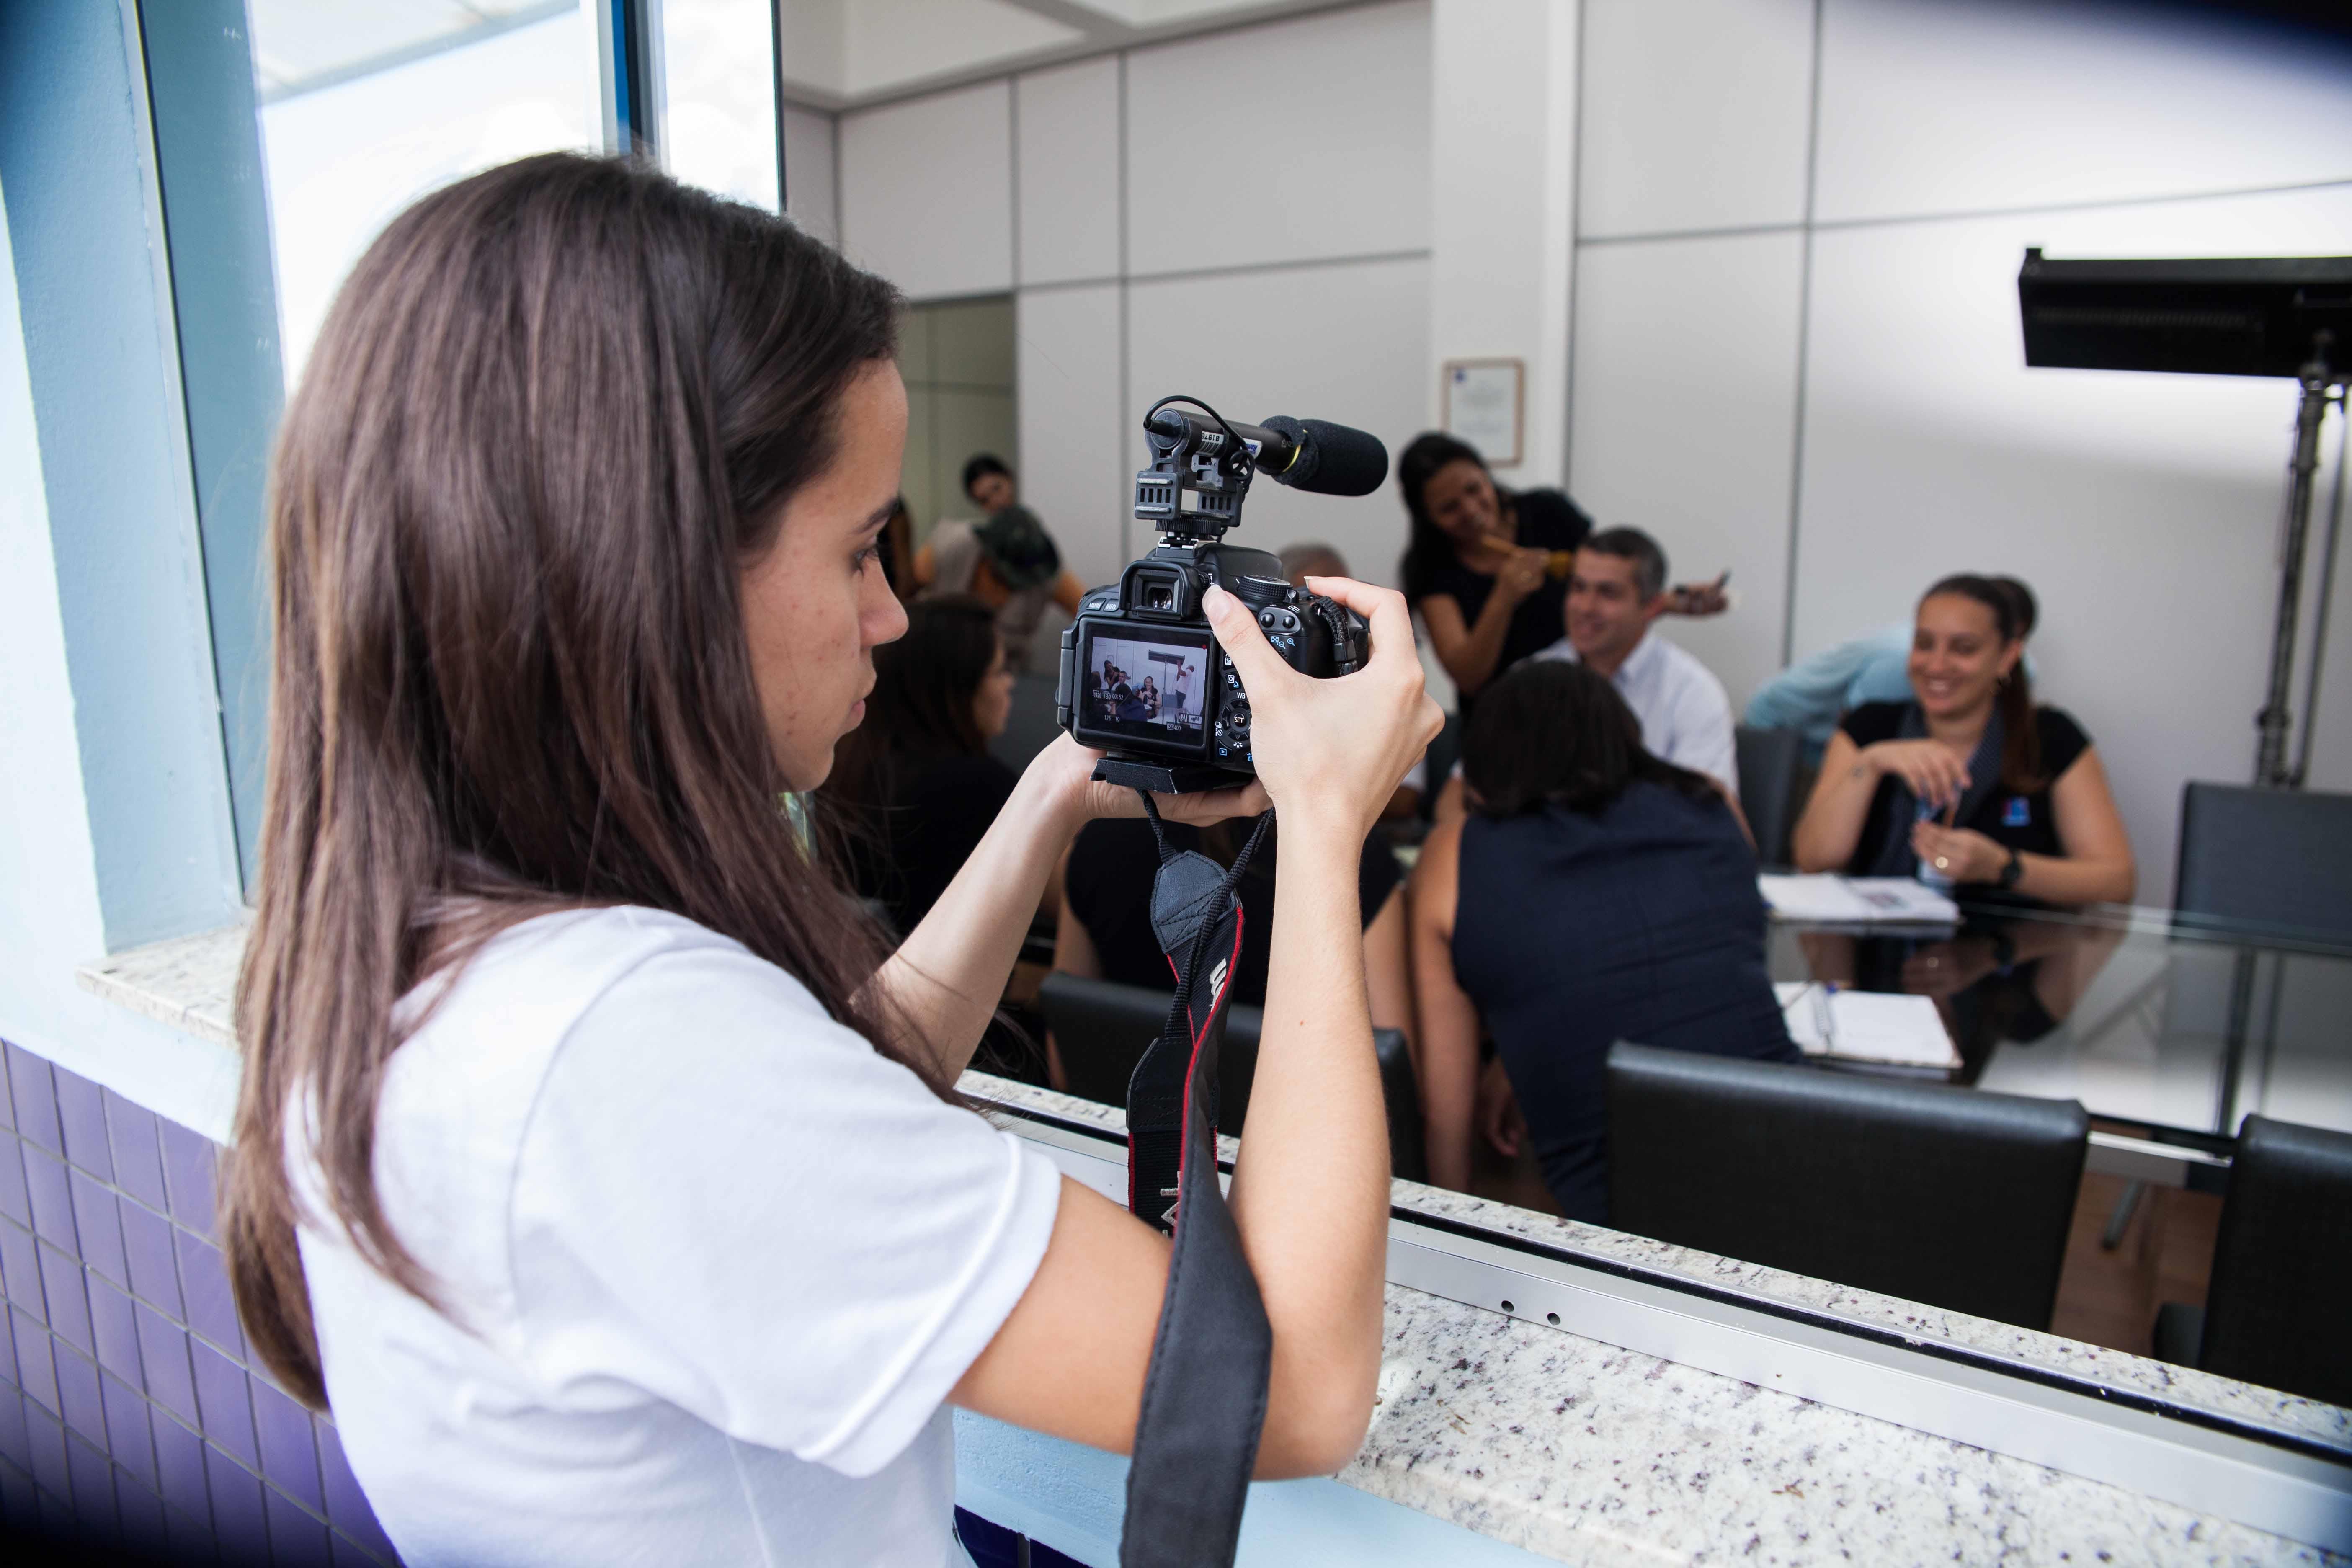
[1997, 846, 2025, 889]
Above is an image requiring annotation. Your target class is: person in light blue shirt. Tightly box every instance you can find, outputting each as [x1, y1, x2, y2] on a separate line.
[1748, 578, 2037, 761]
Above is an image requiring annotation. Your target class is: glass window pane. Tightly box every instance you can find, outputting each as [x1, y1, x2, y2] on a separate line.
[246, 1, 601, 389]
[655, 0, 783, 213]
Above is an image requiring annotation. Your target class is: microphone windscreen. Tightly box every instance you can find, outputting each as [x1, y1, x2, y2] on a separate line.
[1262, 417, 1389, 497]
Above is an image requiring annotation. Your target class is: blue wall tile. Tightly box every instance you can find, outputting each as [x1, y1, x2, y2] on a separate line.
[53, 1068, 114, 1182]
[0, 1044, 15, 1132]
[168, 1500, 220, 1563]
[0, 1221, 41, 1324]
[153, 1409, 210, 1525]
[15, 1310, 57, 1415]
[313, 1421, 393, 1563]
[70, 1168, 128, 1288]
[5, 1047, 62, 1157]
[0, 1137, 28, 1230]
[191, 1339, 256, 1466]
[105, 1091, 168, 1212]
[24, 1394, 67, 1497]
[54, 1341, 105, 1447]
[88, 1274, 142, 1384]
[39, 1239, 93, 1356]
[134, 1301, 198, 1427]
[330, 1527, 386, 1568]
[0, 1456, 34, 1528]
[159, 1120, 219, 1240]
[66, 1427, 117, 1542]
[100, 1369, 154, 1493]
[0, 1284, 15, 1382]
[0, 1387, 28, 1472]
[121, 1198, 186, 1319]
[250, 1378, 320, 1512]
[207, 1444, 270, 1565]
[266, 1482, 334, 1568]
[179, 1228, 246, 1358]
[22, 1145, 76, 1248]
[116, 1466, 167, 1556]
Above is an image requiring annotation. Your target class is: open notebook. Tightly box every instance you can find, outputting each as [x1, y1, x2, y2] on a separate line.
[1775, 981, 1960, 1070]
[1758, 873, 1959, 926]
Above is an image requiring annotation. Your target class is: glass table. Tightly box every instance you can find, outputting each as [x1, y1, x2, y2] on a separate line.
[1768, 896, 2352, 1159]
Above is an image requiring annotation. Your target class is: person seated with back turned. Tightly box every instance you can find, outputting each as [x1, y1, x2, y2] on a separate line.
[1790, 574, 2133, 905]
[1412, 659, 1799, 1220]
[1397, 434, 1729, 712]
[1427, 526, 1743, 829]
[827, 595, 1020, 936]
[915, 455, 1088, 669]
[1746, 575, 2039, 763]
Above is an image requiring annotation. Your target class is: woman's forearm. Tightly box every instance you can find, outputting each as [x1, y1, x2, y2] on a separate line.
[1792, 745, 1877, 871]
[871, 768, 1075, 1079]
[1449, 594, 1521, 695]
[1227, 812, 1388, 1450]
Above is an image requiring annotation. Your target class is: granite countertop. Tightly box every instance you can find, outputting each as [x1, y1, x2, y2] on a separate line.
[80, 924, 2350, 1566]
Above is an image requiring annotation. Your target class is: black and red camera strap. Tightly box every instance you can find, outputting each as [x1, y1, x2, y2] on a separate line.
[1117, 795, 1275, 1568]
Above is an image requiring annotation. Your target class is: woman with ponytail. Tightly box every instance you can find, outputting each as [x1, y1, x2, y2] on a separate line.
[1791, 574, 2134, 906]
[224, 154, 1436, 1565]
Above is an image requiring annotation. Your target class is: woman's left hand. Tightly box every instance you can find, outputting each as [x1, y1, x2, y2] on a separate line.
[1028, 732, 1271, 832]
[1911, 821, 2009, 884]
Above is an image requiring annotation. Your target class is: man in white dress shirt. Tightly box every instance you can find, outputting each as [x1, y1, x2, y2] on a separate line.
[1531, 526, 1738, 798]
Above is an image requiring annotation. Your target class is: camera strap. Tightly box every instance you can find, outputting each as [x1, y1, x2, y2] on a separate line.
[1119, 794, 1275, 1568]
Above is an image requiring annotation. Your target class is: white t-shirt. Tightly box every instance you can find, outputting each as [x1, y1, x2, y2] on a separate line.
[294, 907, 1063, 1568]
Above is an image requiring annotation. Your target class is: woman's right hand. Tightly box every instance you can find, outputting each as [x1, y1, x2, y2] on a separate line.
[1491, 546, 1549, 609]
[1203, 580, 1441, 839]
[1861, 738, 1970, 812]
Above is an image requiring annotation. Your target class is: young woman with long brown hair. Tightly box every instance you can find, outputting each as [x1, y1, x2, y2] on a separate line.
[224, 155, 1436, 1565]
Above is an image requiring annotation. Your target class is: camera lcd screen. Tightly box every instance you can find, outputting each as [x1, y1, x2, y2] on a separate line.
[1075, 626, 1212, 753]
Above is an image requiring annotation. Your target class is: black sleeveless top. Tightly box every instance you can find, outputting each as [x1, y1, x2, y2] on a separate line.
[1452, 783, 1799, 1222]
[1416, 488, 1592, 699]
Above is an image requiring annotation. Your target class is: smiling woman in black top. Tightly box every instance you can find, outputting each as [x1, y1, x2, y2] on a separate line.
[1397, 433, 1729, 710]
[1791, 574, 2135, 906]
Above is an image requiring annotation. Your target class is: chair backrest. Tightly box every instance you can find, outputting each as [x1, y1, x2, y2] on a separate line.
[2175, 782, 2352, 946]
[1036, 972, 1426, 1181]
[2197, 1114, 2352, 1406]
[989, 673, 1065, 775]
[1606, 1042, 2088, 1329]
[1735, 724, 1803, 867]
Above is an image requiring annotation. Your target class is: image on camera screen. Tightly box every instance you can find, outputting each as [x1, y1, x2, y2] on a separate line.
[1081, 631, 1210, 747]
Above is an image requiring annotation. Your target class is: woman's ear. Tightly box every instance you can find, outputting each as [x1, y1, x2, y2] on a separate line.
[1997, 640, 2023, 680]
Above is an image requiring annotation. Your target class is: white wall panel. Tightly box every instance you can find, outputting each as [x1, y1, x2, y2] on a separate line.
[1126, 258, 1430, 587]
[1577, 0, 1815, 240]
[1792, 185, 2352, 900]
[1016, 57, 1121, 286]
[1124, 0, 1431, 277]
[1568, 231, 1804, 710]
[782, 105, 838, 248]
[839, 81, 1013, 300]
[1017, 284, 1130, 589]
[1815, 0, 2352, 224]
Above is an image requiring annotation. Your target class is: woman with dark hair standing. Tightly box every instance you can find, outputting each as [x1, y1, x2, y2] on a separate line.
[1411, 660, 1796, 1220]
[1791, 574, 2134, 906]
[223, 154, 1437, 1566]
[829, 594, 1019, 934]
[1396, 435, 1728, 709]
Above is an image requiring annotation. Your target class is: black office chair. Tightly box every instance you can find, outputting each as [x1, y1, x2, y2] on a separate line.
[1037, 972, 1426, 1182]
[989, 673, 1065, 775]
[1606, 1042, 2088, 1329]
[2174, 781, 2352, 946]
[1735, 725, 1803, 867]
[2151, 1115, 2352, 1406]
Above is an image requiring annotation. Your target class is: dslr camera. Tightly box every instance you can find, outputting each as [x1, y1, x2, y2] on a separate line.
[1057, 396, 1389, 793]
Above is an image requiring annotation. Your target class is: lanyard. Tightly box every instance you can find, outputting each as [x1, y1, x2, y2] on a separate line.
[1119, 795, 1276, 1568]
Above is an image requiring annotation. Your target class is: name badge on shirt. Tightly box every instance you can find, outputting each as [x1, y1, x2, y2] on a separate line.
[2003, 796, 2031, 828]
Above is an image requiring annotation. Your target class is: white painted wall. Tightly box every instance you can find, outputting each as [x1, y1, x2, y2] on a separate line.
[838, 1, 1437, 597]
[1569, 0, 2352, 900]
[782, 103, 840, 247]
[0, 177, 243, 1142]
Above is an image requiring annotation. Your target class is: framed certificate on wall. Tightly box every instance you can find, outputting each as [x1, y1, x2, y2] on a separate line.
[1442, 358, 1524, 467]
